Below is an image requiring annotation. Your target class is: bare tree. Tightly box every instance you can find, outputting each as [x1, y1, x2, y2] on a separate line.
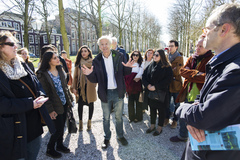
[58, 0, 70, 55]
[35, 0, 55, 44]
[1, 0, 35, 49]
[108, 0, 128, 45]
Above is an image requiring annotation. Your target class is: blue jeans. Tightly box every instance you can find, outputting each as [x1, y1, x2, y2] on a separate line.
[101, 89, 124, 140]
[178, 99, 193, 139]
[166, 92, 180, 121]
[26, 135, 42, 160]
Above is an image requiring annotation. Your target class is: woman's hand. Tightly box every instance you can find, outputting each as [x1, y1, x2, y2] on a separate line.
[49, 111, 58, 120]
[148, 85, 156, 91]
[73, 89, 78, 96]
[33, 96, 45, 109]
[134, 78, 141, 82]
[82, 65, 93, 75]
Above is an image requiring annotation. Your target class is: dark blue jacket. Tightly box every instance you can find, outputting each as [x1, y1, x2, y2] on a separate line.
[0, 62, 55, 160]
[87, 50, 131, 103]
[177, 43, 240, 160]
[116, 47, 129, 62]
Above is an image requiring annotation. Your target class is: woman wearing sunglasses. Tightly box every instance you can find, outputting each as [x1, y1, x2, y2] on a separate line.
[37, 51, 73, 158]
[142, 49, 173, 136]
[0, 31, 54, 160]
[124, 50, 143, 123]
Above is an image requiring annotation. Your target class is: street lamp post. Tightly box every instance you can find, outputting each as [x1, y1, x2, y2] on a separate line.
[31, 19, 43, 57]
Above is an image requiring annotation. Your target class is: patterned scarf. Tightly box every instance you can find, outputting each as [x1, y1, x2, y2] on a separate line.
[79, 58, 93, 102]
[0, 57, 28, 80]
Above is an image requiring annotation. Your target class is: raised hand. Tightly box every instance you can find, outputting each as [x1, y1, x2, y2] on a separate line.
[122, 58, 136, 68]
[82, 64, 93, 75]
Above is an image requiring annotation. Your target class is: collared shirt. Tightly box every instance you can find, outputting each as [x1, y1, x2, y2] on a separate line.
[102, 52, 117, 89]
[210, 48, 230, 62]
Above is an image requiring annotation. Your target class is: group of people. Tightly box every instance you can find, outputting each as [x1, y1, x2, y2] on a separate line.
[0, 3, 240, 160]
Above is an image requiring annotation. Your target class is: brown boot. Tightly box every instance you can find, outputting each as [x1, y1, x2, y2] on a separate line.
[171, 120, 177, 129]
[79, 120, 83, 131]
[87, 120, 91, 131]
[163, 119, 169, 127]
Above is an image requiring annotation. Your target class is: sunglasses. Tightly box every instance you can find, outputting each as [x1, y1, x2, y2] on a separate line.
[153, 53, 159, 57]
[0, 42, 16, 47]
[132, 54, 139, 57]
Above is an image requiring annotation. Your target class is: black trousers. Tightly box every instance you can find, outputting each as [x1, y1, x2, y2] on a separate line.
[128, 93, 143, 121]
[47, 104, 68, 149]
[149, 99, 166, 127]
[78, 95, 94, 120]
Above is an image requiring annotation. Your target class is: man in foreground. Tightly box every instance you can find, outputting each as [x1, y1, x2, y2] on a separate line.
[176, 3, 240, 159]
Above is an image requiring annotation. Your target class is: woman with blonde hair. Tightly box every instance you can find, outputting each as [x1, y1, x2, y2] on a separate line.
[17, 47, 35, 72]
[71, 45, 97, 131]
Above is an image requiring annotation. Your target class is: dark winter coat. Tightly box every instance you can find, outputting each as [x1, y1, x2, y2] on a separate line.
[87, 50, 132, 103]
[176, 43, 240, 160]
[0, 62, 55, 160]
[142, 61, 173, 108]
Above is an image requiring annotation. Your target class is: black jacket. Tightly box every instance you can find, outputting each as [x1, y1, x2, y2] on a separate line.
[142, 61, 173, 108]
[0, 62, 55, 160]
[177, 43, 240, 160]
[87, 50, 131, 103]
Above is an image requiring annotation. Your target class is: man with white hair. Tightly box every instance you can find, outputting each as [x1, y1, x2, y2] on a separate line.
[82, 35, 134, 149]
[112, 37, 129, 62]
[176, 3, 240, 159]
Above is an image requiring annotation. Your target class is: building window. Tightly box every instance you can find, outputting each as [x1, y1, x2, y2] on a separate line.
[8, 21, 12, 27]
[72, 41, 76, 52]
[52, 29, 57, 34]
[43, 35, 48, 44]
[51, 35, 54, 43]
[93, 34, 95, 40]
[35, 35, 38, 44]
[71, 30, 75, 39]
[87, 33, 90, 40]
[29, 35, 34, 44]
[16, 33, 21, 42]
[29, 45, 35, 54]
[56, 36, 60, 41]
[13, 22, 20, 31]
[82, 32, 85, 40]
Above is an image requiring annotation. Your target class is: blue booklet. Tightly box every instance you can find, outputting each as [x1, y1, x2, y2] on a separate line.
[189, 124, 240, 151]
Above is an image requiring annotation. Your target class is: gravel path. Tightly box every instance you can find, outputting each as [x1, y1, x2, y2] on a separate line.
[37, 96, 186, 160]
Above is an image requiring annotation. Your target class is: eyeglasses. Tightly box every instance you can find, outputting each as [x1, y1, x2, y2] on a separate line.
[0, 42, 16, 47]
[153, 54, 159, 57]
[132, 54, 139, 57]
[168, 45, 174, 48]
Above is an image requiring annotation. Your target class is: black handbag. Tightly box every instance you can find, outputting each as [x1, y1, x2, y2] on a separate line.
[148, 90, 166, 103]
[67, 107, 78, 133]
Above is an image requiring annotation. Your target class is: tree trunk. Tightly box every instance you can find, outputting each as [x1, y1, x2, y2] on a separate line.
[58, 0, 70, 56]
[24, 0, 29, 49]
[97, 0, 102, 38]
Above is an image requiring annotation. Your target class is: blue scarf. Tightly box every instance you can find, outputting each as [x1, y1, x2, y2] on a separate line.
[168, 51, 181, 63]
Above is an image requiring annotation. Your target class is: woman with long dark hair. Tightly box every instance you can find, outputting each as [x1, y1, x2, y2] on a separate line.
[71, 45, 97, 131]
[142, 49, 173, 136]
[125, 50, 143, 122]
[0, 31, 54, 160]
[37, 51, 73, 158]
